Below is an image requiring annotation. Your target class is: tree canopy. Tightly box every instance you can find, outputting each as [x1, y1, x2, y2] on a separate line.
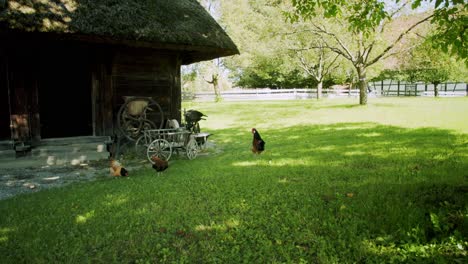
[187, 0, 467, 103]
[289, 0, 467, 64]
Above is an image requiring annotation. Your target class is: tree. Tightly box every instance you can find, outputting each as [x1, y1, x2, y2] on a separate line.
[203, 59, 223, 102]
[220, 0, 288, 88]
[290, 0, 466, 61]
[417, 0, 467, 62]
[289, 0, 464, 104]
[401, 37, 467, 97]
[186, 0, 231, 101]
[291, 40, 340, 99]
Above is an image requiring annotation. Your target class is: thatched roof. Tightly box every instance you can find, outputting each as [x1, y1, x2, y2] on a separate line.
[0, 0, 239, 64]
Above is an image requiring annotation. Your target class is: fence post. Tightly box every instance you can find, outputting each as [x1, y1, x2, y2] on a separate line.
[397, 81, 400, 96]
[381, 80, 383, 95]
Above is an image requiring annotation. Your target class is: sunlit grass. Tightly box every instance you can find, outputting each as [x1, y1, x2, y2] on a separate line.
[186, 97, 468, 133]
[1, 97, 468, 263]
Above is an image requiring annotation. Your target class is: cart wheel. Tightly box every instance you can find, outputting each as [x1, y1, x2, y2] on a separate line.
[186, 138, 198, 160]
[135, 134, 151, 158]
[117, 96, 164, 141]
[147, 139, 172, 162]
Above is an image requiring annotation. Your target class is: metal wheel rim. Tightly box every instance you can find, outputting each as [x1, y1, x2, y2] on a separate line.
[117, 97, 164, 141]
[147, 139, 172, 162]
[186, 139, 198, 160]
[135, 134, 151, 158]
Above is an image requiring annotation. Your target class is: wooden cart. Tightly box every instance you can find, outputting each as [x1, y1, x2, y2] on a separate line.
[135, 128, 198, 162]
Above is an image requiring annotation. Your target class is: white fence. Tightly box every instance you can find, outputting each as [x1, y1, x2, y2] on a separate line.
[369, 81, 467, 97]
[185, 88, 360, 102]
[184, 82, 467, 102]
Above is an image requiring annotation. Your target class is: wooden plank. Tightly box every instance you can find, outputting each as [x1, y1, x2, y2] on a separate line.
[0, 53, 11, 140]
[171, 57, 182, 121]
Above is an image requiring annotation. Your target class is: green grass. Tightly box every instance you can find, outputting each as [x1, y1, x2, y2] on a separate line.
[1, 97, 468, 263]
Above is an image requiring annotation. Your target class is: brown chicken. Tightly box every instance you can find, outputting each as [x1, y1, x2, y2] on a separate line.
[110, 159, 129, 177]
[151, 155, 168, 173]
[251, 128, 265, 154]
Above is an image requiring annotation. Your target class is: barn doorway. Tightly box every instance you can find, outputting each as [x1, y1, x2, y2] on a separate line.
[38, 47, 92, 138]
[0, 59, 11, 140]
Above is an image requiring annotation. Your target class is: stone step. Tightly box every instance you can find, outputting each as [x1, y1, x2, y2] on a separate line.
[32, 151, 110, 166]
[0, 149, 16, 160]
[0, 137, 112, 167]
[31, 142, 108, 157]
[37, 136, 111, 146]
[0, 140, 14, 151]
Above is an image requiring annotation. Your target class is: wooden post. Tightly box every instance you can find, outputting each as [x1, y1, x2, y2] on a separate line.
[397, 81, 400, 96]
[91, 72, 98, 136]
[173, 57, 182, 122]
[381, 80, 383, 95]
[29, 78, 41, 145]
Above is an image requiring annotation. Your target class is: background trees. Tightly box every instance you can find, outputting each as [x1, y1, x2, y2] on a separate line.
[188, 0, 467, 103]
[288, 0, 439, 104]
[398, 36, 468, 97]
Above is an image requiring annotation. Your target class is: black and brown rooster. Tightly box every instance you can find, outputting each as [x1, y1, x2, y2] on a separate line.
[110, 159, 129, 177]
[184, 109, 207, 133]
[151, 155, 168, 173]
[251, 128, 265, 154]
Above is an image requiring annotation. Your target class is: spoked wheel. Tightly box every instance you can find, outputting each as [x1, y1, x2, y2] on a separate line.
[135, 134, 152, 159]
[117, 96, 164, 141]
[147, 139, 172, 162]
[122, 119, 155, 141]
[186, 138, 198, 160]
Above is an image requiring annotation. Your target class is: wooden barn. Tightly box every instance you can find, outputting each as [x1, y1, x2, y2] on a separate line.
[0, 0, 238, 161]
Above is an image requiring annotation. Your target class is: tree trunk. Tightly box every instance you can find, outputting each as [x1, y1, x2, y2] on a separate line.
[213, 81, 222, 102]
[357, 66, 368, 105]
[434, 83, 439, 97]
[208, 73, 222, 102]
[317, 81, 323, 100]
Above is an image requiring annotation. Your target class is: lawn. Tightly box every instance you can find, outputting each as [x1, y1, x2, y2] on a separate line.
[1, 97, 467, 263]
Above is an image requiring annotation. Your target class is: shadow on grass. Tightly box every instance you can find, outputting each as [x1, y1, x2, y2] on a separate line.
[318, 103, 364, 109]
[0, 123, 467, 262]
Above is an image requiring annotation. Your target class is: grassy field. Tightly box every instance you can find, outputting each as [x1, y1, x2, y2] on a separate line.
[1, 97, 467, 263]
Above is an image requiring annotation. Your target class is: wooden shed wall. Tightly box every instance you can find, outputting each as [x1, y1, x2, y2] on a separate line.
[0, 49, 12, 140]
[112, 49, 182, 125]
[0, 46, 40, 143]
[91, 47, 182, 137]
[0, 36, 183, 144]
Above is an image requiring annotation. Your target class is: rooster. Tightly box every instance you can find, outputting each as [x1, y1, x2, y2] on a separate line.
[151, 155, 168, 173]
[110, 159, 128, 177]
[251, 128, 265, 154]
[184, 109, 207, 123]
[184, 109, 207, 133]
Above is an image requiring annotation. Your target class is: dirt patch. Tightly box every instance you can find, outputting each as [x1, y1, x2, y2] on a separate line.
[0, 141, 218, 201]
[0, 158, 148, 201]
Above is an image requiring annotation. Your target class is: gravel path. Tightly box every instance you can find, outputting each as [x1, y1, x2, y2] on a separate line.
[0, 141, 217, 201]
[0, 159, 147, 201]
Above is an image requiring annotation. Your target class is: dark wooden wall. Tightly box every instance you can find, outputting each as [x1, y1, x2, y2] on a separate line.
[0, 49, 12, 140]
[0, 46, 39, 143]
[90, 46, 183, 137]
[112, 48, 182, 125]
[90, 47, 114, 137]
[0, 35, 183, 144]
